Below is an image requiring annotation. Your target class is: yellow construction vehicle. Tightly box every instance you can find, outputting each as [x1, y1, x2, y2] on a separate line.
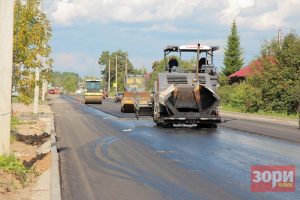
[121, 75, 152, 116]
[83, 79, 103, 104]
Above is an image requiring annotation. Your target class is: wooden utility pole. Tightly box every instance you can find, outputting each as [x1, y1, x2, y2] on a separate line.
[0, 0, 14, 155]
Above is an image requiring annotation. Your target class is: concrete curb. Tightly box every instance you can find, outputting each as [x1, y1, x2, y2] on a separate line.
[50, 113, 61, 200]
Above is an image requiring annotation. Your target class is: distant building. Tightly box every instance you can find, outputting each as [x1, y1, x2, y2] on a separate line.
[144, 72, 151, 79]
[228, 56, 276, 83]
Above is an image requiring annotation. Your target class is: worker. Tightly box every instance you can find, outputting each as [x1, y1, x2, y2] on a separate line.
[168, 57, 178, 72]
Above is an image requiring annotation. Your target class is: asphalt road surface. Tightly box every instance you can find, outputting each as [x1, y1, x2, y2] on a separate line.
[52, 95, 300, 200]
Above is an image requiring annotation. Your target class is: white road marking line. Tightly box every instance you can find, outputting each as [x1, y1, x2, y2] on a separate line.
[122, 128, 132, 132]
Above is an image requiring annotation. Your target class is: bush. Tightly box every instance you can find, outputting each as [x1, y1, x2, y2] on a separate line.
[0, 155, 30, 183]
[218, 82, 262, 112]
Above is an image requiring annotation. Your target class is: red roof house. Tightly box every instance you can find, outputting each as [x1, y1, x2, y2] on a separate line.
[228, 57, 277, 83]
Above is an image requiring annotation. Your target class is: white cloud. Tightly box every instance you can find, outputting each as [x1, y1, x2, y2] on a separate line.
[220, 0, 300, 30]
[48, 0, 300, 31]
[145, 23, 178, 32]
[49, 0, 206, 24]
[220, 0, 255, 23]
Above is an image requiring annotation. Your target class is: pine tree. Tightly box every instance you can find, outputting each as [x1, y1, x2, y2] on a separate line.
[223, 20, 244, 76]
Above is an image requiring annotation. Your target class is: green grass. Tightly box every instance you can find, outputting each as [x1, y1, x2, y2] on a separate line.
[11, 96, 20, 103]
[220, 104, 298, 120]
[0, 155, 30, 184]
[11, 115, 21, 131]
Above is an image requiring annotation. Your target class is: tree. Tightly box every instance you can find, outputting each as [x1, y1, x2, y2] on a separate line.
[223, 20, 244, 76]
[50, 72, 80, 92]
[258, 32, 300, 114]
[13, 0, 52, 104]
[98, 50, 135, 92]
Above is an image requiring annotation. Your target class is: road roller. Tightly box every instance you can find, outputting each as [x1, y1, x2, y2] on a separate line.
[121, 75, 152, 116]
[152, 44, 221, 128]
[83, 79, 103, 104]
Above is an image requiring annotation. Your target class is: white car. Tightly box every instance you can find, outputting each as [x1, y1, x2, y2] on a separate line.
[75, 90, 81, 95]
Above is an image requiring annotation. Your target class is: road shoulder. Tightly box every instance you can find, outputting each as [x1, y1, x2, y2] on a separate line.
[220, 110, 300, 143]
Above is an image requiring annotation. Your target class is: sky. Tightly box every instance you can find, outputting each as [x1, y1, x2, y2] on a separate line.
[44, 0, 300, 76]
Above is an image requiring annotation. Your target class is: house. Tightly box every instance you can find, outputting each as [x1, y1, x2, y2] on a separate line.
[228, 56, 276, 83]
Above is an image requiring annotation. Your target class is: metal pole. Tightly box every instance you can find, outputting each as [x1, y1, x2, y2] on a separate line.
[34, 67, 40, 114]
[0, 0, 14, 155]
[108, 58, 110, 93]
[115, 54, 118, 93]
[196, 43, 200, 80]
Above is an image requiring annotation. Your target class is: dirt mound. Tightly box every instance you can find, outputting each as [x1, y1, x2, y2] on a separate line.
[11, 131, 50, 146]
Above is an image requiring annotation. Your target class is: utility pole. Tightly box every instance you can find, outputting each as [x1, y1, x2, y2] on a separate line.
[115, 54, 118, 93]
[277, 29, 282, 44]
[42, 79, 47, 102]
[108, 58, 111, 93]
[196, 43, 200, 80]
[125, 53, 128, 81]
[34, 67, 40, 114]
[34, 0, 44, 112]
[42, 57, 48, 102]
[0, 0, 14, 155]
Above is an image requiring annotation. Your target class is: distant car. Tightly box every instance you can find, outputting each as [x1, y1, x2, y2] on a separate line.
[64, 90, 69, 95]
[114, 92, 123, 103]
[49, 89, 55, 94]
[75, 90, 81, 95]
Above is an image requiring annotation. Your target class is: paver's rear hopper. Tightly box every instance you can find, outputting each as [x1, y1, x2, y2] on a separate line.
[121, 91, 135, 112]
[134, 92, 153, 117]
[155, 84, 220, 127]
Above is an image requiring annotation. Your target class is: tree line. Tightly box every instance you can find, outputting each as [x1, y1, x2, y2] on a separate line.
[50, 72, 80, 92]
